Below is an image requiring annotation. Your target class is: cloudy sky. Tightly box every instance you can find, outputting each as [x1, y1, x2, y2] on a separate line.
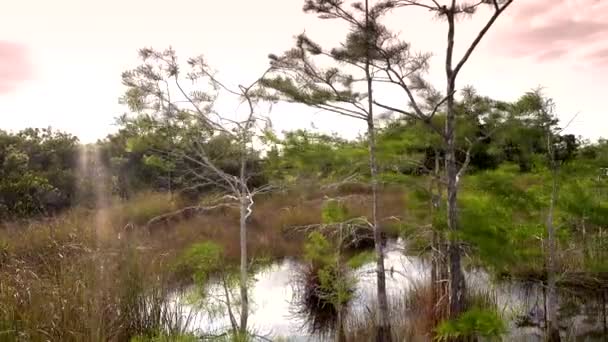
[0, 0, 606, 142]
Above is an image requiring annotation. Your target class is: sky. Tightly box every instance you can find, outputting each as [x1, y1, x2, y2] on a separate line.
[0, 0, 606, 143]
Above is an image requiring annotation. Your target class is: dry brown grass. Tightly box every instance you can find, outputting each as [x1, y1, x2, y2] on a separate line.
[0, 186, 409, 341]
[345, 295, 417, 342]
[0, 211, 192, 342]
[116, 187, 407, 264]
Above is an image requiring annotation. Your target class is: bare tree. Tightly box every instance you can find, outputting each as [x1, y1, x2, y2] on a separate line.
[122, 47, 273, 339]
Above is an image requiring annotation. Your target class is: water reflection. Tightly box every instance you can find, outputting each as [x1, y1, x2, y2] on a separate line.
[172, 240, 607, 341]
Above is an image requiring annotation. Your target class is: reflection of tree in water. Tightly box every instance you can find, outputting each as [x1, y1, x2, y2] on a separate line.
[511, 279, 608, 339]
[558, 285, 608, 340]
[287, 200, 368, 340]
[289, 262, 355, 340]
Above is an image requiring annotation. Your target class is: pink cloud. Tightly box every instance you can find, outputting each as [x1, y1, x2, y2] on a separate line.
[495, 0, 608, 66]
[587, 47, 608, 60]
[0, 41, 31, 94]
[536, 47, 568, 61]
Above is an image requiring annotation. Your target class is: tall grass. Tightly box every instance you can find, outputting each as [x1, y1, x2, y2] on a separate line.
[343, 279, 503, 342]
[0, 211, 192, 342]
[107, 191, 184, 227]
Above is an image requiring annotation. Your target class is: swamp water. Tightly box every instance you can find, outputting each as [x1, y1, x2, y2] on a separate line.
[170, 240, 607, 341]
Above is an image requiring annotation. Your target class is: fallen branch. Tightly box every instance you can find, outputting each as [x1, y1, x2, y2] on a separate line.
[145, 203, 237, 232]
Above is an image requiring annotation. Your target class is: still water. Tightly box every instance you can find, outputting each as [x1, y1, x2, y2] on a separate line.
[170, 240, 606, 341]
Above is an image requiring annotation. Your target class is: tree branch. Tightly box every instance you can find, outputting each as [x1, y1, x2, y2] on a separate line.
[452, 0, 514, 79]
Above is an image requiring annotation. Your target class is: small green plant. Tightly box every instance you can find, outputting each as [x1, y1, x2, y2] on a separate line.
[434, 308, 506, 342]
[321, 199, 349, 224]
[346, 250, 376, 269]
[175, 241, 224, 286]
[303, 231, 354, 308]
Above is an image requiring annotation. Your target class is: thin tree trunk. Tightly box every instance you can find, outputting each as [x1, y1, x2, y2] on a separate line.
[222, 274, 239, 333]
[603, 290, 607, 338]
[444, 5, 466, 319]
[431, 150, 449, 328]
[431, 227, 439, 319]
[239, 157, 249, 338]
[364, 1, 391, 340]
[430, 151, 439, 317]
[335, 308, 346, 342]
[369, 117, 391, 342]
[542, 282, 548, 329]
[546, 166, 561, 342]
[335, 226, 346, 342]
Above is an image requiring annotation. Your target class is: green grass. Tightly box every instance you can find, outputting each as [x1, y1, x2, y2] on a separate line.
[434, 308, 506, 342]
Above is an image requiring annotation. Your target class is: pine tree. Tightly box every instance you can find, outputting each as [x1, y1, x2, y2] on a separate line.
[369, 0, 516, 324]
[262, 1, 419, 339]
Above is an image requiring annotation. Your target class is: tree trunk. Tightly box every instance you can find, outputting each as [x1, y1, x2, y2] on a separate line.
[364, 1, 391, 339]
[542, 282, 548, 328]
[239, 197, 249, 337]
[335, 227, 347, 342]
[431, 151, 449, 328]
[239, 159, 249, 337]
[221, 274, 239, 333]
[431, 228, 439, 315]
[546, 168, 561, 342]
[335, 308, 346, 342]
[368, 119, 391, 342]
[444, 6, 466, 320]
[603, 290, 607, 338]
[445, 67, 466, 320]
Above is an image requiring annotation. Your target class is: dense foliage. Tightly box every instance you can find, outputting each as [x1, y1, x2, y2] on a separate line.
[2, 91, 605, 222]
[0, 128, 78, 219]
[3, 0, 607, 340]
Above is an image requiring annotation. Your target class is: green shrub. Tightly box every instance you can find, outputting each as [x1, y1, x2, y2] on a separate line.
[346, 250, 375, 269]
[434, 308, 506, 341]
[174, 241, 224, 286]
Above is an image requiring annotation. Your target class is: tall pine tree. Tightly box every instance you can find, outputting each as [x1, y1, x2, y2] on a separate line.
[263, 1, 422, 339]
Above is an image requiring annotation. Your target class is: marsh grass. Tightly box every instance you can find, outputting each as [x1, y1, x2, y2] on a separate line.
[343, 278, 503, 342]
[0, 211, 193, 342]
[107, 191, 186, 227]
[0, 186, 410, 341]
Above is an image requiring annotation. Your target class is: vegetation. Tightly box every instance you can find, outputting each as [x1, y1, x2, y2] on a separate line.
[0, 128, 78, 219]
[2, 1, 608, 341]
